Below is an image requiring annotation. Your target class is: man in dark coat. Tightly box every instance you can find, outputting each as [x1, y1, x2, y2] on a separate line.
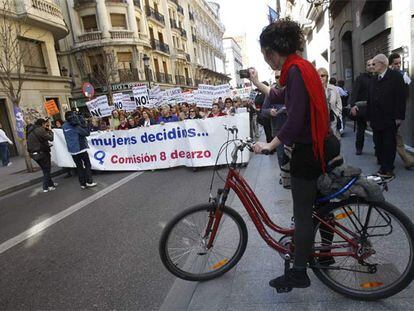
[349, 59, 374, 155]
[367, 54, 406, 177]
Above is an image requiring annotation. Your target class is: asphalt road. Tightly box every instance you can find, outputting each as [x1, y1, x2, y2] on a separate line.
[0, 166, 236, 310]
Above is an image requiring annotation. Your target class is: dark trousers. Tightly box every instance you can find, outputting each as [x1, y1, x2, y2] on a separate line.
[262, 119, 273, 143]
[291, 176, 317, 268]
[34, 153, 54, 190]
[372, 125, 397, 173]
[355, 119, 367, 151]
[72, 151, 93, 186]
[0, 142, 10, 166]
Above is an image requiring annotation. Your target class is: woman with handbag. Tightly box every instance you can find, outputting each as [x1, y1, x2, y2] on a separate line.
[249, 19, 339, 291]
[27, 118, 57, 193]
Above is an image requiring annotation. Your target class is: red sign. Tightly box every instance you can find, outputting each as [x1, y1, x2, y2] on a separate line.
[82, 82, 95, 98]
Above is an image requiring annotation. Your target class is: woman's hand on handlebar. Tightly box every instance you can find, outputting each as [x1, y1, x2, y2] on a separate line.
[253, 142, 272, 154]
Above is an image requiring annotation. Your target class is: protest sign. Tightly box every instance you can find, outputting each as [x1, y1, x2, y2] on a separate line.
[182, 91, 194, 104]
[51, 113, 250, 171]
[122, 94, 137, 112]
[195, 84, 215, 108]
[86, 95, 112, 118]
[214, 84, 231, 99]
[44, 100, 60, 116]
[133, 85, 149, 108]
[164, 87, 183, 104]
[149, 85, 163, 107]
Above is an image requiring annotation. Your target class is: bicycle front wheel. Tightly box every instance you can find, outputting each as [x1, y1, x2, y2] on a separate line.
[312, 199, 414, 300]
[159, 204, 248, 281]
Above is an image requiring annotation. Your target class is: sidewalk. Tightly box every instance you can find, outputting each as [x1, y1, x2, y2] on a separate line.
[0, 156, 65, 197]
[161, 129, 414, 311]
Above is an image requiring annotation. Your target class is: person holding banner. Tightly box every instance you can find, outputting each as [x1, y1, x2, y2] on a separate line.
[137, 110, 154, 127]
[109, 110, 121, 130]
[62, 111, 97, 190]
[251, 19, 337, 291]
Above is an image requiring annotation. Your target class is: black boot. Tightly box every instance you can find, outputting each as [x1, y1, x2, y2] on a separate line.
[269, 268, 310, 292]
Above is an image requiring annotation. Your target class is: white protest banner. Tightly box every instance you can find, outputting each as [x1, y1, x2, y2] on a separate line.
[195, 84, 215, 108]
[86, 95, 112, 118]
[133, 85, 149, 108]
[214, 84, 231, 100]
[164, 87, 183, 104]
[122, 94, 137, 112]
[182, 91, 194, 104]
[232, 87, 252, 99]
[149, 85, 163, 107]
[51, 113, 250, 171]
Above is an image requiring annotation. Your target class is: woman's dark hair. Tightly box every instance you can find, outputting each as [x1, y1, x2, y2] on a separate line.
[259, 19, 304, 56]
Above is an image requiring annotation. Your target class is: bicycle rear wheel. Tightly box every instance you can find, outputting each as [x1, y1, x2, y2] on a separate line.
[312, 199, 414, 300]
[159, 204, 248, 281]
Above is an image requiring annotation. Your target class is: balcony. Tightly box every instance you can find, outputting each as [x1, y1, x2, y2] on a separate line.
[189, 11, 194, 21]
[15, 0, 69, 40]
[166, 74, 173, 84]
[78, 31, 103, 42]
[110, 30, 134, 39]
[169, 0, 179, 6]
[156, 72, 166, 83]
[146, 7, 165, 26]
[180, 28, 187, 39]
[192, 34, 197, 42]
[118, 68, 139, 82]
[106, 0, 127, 3]
[186, 77, 193, 86]
[170, 19, 180, 31]
[151, 38, 170, 54]
[175, 75, 185, 85]
[177, 5, 184, 15]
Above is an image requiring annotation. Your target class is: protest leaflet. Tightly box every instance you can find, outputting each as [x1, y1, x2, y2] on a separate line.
[51, 113, 250, 171]
[86, 95, 112, 117]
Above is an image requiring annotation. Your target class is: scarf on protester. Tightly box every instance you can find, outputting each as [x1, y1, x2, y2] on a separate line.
[279, 53, 329, 171]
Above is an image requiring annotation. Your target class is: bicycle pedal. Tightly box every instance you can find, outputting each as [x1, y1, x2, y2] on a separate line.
[275, 286, 292, 293]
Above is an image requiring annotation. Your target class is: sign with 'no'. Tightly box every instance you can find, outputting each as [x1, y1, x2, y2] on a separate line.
[86, 95, 112, 118]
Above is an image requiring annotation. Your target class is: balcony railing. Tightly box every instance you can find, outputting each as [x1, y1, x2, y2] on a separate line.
[189, 11, 194, 21]
[78, 31, 103, 42]
[74, 0, 95, 6]
[146, 7, 165, 25]
[192, 34, 197, 42]
[151, 38, 170, 54]
[166, 74, 173, 84]
[133, 0, 141, 8]
[185, 53, 191, 62]
[186, 77, 193, 86]
[170, 19, 179, 30]
[175, 75, 186, 85]
[105, 0, 127, 3]
[155, 72, 165, 83]
[118, 68, 139, 82]
[177, 5, 184, 15]
[180, 28, 187, 39]
[110, 30, 134, 39]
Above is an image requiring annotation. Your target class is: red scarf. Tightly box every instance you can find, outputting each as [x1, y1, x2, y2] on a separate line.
[279, 53, 329, 171]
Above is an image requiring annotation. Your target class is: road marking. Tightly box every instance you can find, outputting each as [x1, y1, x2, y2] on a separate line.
[0, 172, 142, 255]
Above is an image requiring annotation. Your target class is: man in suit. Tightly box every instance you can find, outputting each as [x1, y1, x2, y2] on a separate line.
[367, 54, 406, 178]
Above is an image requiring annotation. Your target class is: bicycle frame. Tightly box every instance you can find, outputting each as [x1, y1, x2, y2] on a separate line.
[207, 167, 360, 258]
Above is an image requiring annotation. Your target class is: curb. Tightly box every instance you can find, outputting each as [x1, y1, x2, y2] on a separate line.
[0, 168, 67, 198]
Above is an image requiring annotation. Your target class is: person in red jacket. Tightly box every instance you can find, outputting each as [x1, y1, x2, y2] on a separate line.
[208, 103, 226, 118]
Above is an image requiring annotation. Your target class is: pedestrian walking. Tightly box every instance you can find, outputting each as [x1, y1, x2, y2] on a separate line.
[388, 52, 414, 169]
[62, 111, 97, 189]
[0, 122, 13, 167]
[367, 54, 406, 178]
[349, 59, 375, 155]
[27, 118, 57, 192]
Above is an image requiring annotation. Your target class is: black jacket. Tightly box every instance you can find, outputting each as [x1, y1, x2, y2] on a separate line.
[349, 72, 372, 106]
[367, 69, 406, 130]
[27, 125, 54, 153]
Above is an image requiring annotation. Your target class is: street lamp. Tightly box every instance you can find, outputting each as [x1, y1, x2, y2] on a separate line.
[143, 54, 151, 88]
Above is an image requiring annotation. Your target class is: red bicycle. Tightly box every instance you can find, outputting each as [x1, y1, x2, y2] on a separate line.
[159, 126, 414, 300]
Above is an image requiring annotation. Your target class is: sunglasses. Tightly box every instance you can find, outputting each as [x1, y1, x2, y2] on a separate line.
[190, 110, 195, 113]
[275, 75, 280, 79]
[320, 74, 328, 78]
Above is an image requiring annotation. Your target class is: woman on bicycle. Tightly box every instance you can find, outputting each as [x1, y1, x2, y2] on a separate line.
[250, 19, 330, 290]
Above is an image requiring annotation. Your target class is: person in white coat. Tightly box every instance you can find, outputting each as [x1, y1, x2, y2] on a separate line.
[0, 122, 13, 167]
[318, 67, 343, 140]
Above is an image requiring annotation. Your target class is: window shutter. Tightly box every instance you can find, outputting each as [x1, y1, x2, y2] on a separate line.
[110, 14, 127, 29]
[82, 15, 98, 32]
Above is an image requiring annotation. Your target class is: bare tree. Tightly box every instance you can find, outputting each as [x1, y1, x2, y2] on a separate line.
[0, 0, 35, 171]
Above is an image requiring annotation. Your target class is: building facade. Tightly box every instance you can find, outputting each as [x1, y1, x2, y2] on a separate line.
[223, 37, 243, 88]
[58, 0, 229, 109]
[0, 0, 71, 156]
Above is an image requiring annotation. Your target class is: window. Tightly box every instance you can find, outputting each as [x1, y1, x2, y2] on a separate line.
[117, 52, 133, 69]
[110, 14, 127, 30]
[19, 38, 47, 74]
[89, 54, 104, 77]
[81, 15, 98, 32]
[136, 17, 141, 32]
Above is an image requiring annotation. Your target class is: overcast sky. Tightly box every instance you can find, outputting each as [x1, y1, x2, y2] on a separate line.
[215, 0, 275, 83]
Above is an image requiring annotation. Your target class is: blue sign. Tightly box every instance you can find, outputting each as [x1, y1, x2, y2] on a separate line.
[94, 150, 106, 165]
